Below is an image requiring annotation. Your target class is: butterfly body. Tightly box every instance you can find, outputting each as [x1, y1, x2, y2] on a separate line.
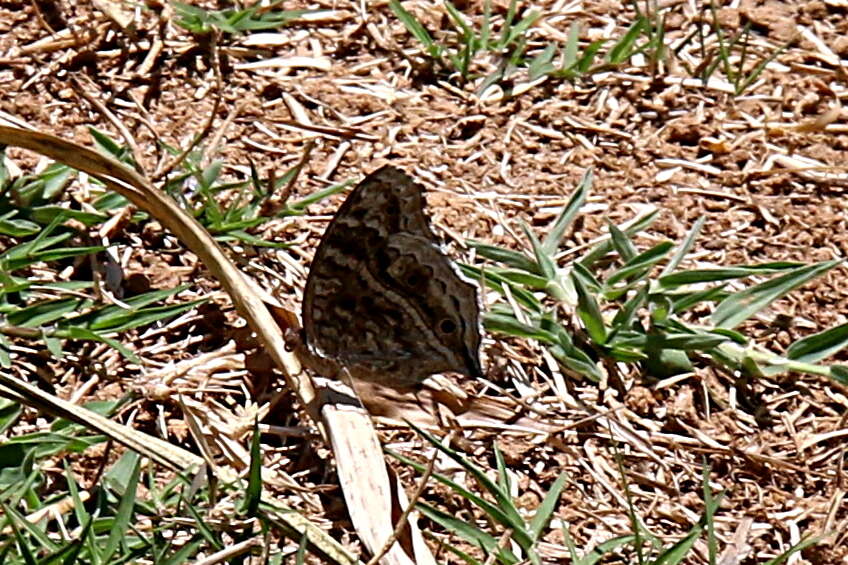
[301, 166, 483, 387]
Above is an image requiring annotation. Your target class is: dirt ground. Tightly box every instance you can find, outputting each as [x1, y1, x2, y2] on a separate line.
[3, 0, 848, 563]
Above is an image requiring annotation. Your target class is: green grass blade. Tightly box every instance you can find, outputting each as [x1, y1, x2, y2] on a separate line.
[500, 10, 540, 50]
[659, 263, 801, 287]
[578, 210, 658, 268]
[670, 285, 728, 314]
[56, 520, 92, 564]
[492, 268, 550, 289]
[405, 425, 531, 544]
[480, 0, 492, 48]
[521, 223, 556, 280]
[785, 321, 848, 363]
[572, 274, 607, 344]
[57, 327, 139, 362]
[217, 229, 290, 248]
[6, 245, 105, 270]
[703, 326, 748, 344]
[3, 501, 61, 553]
[661, 216, 705, 275]
[295, 533, 308, 565]
[644, 342, 694, 377]
[460, 264, 543, 313]
[608, 222, 637, 262]
[389, 449, 525, 540]
[30, 205, 108, 227]
[573, 535, 637, 565]
[444, 1, 475, 43]
[708, 0, 733, 82]
[611, 286, 647, 330]
[0, 230, 68, 261]
[606, 16, 647, 64]
[469, 240, 539, 273]
[550, 342, 604, 382]
[703, 463, 717, 565]
[417, 502, 519, 564]
[734, 40, 790, 95]
[285, 180, 350, 213]
[411, 428, 523, 524]
[651, 526, 701, 564]
[659, 333, 728, 351]
[562, 21, 581, 69]
[829, 365, 848, 384]
[541, 169, 591, 255]
[184, 496, 224, 550]
[0, 335, 10, 368]
[498, 0, 518, 46]
[653, 479, 725, 565]
[389, 0, 443, 58]
[87, 298, 208, 333]
[527, 472, 567, 541]
[571, 261, 603, 293]
[762, 536, 823, 565]
[493, 444, 510, 495]
[7, 298, 87, 328]
[65, 462, 90, 534]
[63, 285, 187, 327]
[37, 163, 75, 201]
[0, 216, 40, 237]
[159, 536, 205, 565]
[242, 419, 262, 516]
[2, 503, 38, 565]
[102, 452, 141, 562]
[0, 398, 22, 434]
[712, 260, 842, 329]
[89, 127, 131, 163]
[483, 312, 555, 342]
[574, 39, 606, 74]
[427, 537, 485, 565]
[606, 240, 673, 286]
[528, 43, 557, 80]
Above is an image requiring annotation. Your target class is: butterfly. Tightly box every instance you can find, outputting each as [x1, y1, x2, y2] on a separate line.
[301, 166, 483, 387]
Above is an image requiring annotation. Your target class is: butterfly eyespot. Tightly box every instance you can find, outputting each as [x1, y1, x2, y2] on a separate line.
[439, 319, 457, 334]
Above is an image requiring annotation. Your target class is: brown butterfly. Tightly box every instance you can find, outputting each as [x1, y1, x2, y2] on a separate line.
[301, 166, 483, 387]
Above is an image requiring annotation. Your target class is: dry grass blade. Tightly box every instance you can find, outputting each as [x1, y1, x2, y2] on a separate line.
[0, 372, 202, 471]
[326, 399, 435, 565]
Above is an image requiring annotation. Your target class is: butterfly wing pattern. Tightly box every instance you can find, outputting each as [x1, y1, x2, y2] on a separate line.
[302, 166, 484, 387]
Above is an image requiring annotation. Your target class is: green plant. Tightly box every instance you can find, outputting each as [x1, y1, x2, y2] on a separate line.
[390, 0, 540, 92]
[665, 0, 790, 95]
[160, 145, 350, 246]
[170, 1, 313, 35]
[560, 460, 816, 564]
[390, 424, 567, 565]
[390, 0, 663, 95]
[391, 0, 788, 97]
[527, 17, 655, 83]
[0, 152, 208, 364]
[465, 169, 848, 389]
[0, 411, 354, 564]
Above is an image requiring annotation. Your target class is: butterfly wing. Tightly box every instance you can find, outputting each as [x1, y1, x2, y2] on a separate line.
[302, 166, 482, 386]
